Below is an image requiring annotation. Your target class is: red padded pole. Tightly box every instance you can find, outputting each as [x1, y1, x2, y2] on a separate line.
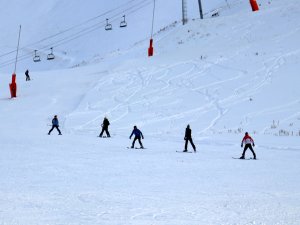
[250, 0, 259, 11]
[9, 74, 17, 98]
[148, 39, 154, 57]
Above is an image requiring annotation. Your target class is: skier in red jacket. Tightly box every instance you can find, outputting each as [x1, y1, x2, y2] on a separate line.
[240, 132, 256, 159]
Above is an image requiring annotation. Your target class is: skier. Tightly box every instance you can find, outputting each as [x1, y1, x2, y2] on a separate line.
[48, 115, 62, 135]
[129, 125, 144, 149]
[25, 69, 30, 81]
[183, 124, 196, 152]
[240, 132, 256, 159]
[99, 117, 110, 137]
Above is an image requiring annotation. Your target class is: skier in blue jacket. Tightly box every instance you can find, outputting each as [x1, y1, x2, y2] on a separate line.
[129, 125, 144, 148]
[48, 115, 62, 135]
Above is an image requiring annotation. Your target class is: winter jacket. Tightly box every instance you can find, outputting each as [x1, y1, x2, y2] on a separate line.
[102, 118, 110, 128]
[52, 118, 59, 126]
[185, 127, 192, 139]
[130, 128, 144, 139]
[241, 134, 254, 146]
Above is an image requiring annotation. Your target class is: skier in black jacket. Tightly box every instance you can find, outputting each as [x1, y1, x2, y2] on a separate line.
[99, 117, 110, 137]
[25, 69, 30, 81]
[183, 124, 196, 152]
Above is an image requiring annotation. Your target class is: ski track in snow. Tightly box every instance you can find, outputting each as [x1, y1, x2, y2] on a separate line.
[66, 45, 295, 138]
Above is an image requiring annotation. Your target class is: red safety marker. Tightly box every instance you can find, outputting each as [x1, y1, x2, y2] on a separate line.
[250, 0, 259, 11]
[148, 38, 154, 57]
[9, 74, 17, 98]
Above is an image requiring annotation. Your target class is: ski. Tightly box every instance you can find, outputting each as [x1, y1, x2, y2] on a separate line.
[176, 151, 194, 153]
[232, 157, 257, 160]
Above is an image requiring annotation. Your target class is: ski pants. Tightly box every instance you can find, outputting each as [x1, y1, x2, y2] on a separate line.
[100, 127, 110, 137]
[26, 75, 30, 81]
[242, 144, 256, 157]
[185, 137, 196, 150]
[49, 125, 61, 134]
[132, 137, 143, 148]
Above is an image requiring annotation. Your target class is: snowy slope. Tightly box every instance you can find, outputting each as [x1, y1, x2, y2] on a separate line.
[0, 0, 300, 224]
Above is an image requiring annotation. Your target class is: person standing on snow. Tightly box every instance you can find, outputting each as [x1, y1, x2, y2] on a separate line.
[25, 69, 30, 81]
[240, 132, 256, 159]
[129, 125, 144, 148]
[48, 115, 62, 135]
[99, 117, 110, 137]
[183, 124, 196, 152]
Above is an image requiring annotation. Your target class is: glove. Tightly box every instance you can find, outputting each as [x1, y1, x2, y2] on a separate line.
[241, 144, 243, 148]
[253, 143, 255, 147]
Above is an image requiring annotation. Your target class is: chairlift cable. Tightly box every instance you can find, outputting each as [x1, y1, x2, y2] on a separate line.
[48, 2, 152, 48]
[0, 0, 153, 68]
[0, 0, 152, 66]
[0, 0, 146, 59]
[50, 1, 152, 48]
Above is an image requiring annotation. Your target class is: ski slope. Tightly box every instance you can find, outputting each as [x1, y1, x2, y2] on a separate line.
[0, 0, 300, 224]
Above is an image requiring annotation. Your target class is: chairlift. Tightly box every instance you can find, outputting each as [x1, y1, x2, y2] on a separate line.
[33, 50, 41, 62]
[105, 18, 112, 31]
[120, 15, 127, 28]
[47, 47, 55, 60]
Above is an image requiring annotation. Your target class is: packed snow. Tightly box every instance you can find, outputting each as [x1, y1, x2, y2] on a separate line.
[0, 0, 300, 224]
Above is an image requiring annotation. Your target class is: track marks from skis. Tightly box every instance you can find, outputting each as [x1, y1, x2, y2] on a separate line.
[66, 47, 295, 136]
[65, 59, 250, 135]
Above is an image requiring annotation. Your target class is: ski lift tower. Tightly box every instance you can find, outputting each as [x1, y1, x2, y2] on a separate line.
[198, 0, 204, 19]
[9, 25, 21, 98]
[182, 0, 188, 25]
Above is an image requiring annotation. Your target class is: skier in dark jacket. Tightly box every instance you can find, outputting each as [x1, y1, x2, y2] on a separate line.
[25, 69, 30, 81]
[183, 124, 196, 152]
[99, 117, 110, 137]
[48, 115, 62, 135]
[129, 125, 144, 148]
[240, 132, 256, 159]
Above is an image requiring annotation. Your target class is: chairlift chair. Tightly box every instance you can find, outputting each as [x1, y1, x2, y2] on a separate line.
[33, 50, 41, 62]
[120, 15, 127, 28]
[47, 47, 55, 60]
[105, 18, 112, 31]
